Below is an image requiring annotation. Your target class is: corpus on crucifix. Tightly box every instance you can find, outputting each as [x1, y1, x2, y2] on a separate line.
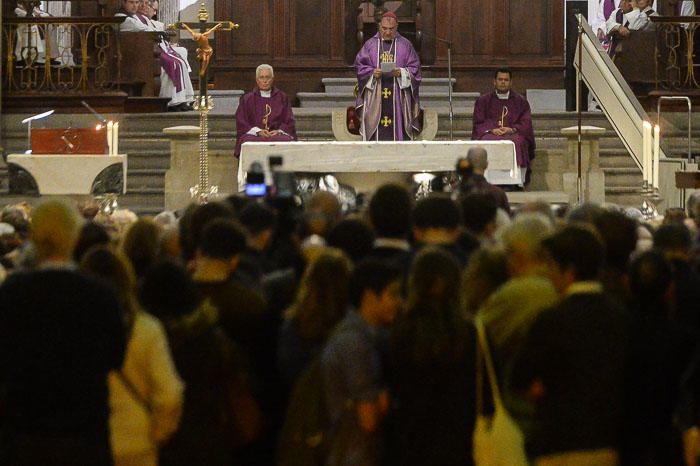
[170, 3, 239, 203]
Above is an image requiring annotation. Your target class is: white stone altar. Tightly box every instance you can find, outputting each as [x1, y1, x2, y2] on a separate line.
[7, 153, 126, 195]
[238, 140, 519, 192]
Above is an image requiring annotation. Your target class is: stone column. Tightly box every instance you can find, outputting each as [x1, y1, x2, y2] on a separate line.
[560, 125, 607, 205]
[163, 125, 238, 210]
[158, 0, 180, 32]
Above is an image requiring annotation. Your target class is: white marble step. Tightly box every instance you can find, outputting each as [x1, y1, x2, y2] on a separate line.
[208, 90, 245, 115]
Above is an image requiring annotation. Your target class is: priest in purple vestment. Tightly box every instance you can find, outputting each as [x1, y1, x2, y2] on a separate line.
[472, 69, 536, 185]
[234, 64, 297, 157]
[354, 11, 422, 141]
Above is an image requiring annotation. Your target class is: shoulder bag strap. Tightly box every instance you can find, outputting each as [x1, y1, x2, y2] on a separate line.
[475, 321, 484, 416]
[116, 370, 152, 414]
[474, 317, 504, 409]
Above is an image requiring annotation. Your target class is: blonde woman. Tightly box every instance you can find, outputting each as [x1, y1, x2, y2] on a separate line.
[80, 246, 183, 466]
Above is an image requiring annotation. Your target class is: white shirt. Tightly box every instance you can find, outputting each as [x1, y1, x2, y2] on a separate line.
[605, 8, 632, 34]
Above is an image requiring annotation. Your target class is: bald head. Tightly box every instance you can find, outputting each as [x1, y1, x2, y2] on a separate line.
[466, 147, 488, 174]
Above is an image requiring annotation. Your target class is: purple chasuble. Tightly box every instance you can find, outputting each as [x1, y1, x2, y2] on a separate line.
[472, 91, 536, 169]
[355, 32, 422, 141]
[234, 87, 297, 156]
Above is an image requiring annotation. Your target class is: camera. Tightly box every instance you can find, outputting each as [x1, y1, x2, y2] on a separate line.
[245, 161, 267, 197]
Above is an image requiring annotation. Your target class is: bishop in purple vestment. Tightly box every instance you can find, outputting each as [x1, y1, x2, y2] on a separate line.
[355, 11, 422, 141]
[472, 69, 536, 183]
[235, 64, 297, 156]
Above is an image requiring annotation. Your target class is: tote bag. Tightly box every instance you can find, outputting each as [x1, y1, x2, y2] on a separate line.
[472, 317, 529, 466]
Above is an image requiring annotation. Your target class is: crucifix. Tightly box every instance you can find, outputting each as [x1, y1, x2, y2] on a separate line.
[170, 3, 239, 203]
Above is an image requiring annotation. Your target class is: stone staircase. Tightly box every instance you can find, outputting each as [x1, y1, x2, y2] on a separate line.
[2, 100, 698, 215]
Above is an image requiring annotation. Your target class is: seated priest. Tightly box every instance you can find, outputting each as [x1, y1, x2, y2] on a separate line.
[605, 0, 660, 58]
[472, 68, 535, 186]
[115, 0, 194, 111]
[605, 0, 634, 57]
[234, 64, 297, 157]
[623, 0, 659, 31]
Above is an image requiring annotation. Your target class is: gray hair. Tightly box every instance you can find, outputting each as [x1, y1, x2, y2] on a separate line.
[256, 64, 274, 78]
[500, 212, 553, 258]
[466, 147, 489, 172]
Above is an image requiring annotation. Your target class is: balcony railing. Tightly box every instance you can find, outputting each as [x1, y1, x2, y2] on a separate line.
[2, 17, 124, 94]
[650, 17, 700, 90]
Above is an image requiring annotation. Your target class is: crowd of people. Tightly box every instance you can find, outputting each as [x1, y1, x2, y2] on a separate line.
[2, 161, 700, 466]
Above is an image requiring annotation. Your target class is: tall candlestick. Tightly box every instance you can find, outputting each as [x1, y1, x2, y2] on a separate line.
[113, 122, 119, 156]
[653, 124, 660, 189]
[643, 121, 652, 185]
[107, 121, 114, 156]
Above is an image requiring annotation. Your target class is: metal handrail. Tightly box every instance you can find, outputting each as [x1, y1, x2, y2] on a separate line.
[657, 96, 692, 162]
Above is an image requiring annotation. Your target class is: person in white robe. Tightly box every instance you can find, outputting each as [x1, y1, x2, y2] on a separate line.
[115, 0, 194, 110]
[13, 1, 58, 65]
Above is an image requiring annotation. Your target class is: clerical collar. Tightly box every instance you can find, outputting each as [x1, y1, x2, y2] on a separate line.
[496, 91, 510, 100]
[260, 89, 272, 98]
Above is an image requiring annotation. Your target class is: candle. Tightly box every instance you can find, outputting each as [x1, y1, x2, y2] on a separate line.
[114, 122, 119, 156]
[107, 121, 113, 156]
[643, 121, 652, 185]
[653, 124, 660, 189]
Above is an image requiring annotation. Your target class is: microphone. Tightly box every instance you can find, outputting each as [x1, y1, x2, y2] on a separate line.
[81, 100, 107, 126]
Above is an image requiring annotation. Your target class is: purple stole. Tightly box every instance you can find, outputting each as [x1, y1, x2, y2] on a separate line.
[159, 44, 184, 92]
[608, 9, 629, 57]
[379, 40, 399, 140]
[603, 0, 616, 20]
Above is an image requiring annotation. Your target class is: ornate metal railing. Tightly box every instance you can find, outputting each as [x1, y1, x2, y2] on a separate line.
[651, 17, 700, 90]
[2, 17, 123, 93]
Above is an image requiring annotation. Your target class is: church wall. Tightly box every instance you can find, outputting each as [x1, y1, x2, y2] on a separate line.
[212, 0, 565, 104]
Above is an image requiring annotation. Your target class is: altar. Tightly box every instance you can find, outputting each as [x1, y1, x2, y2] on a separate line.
[7, 153, 127, 195]
[238, 140, 519, 192]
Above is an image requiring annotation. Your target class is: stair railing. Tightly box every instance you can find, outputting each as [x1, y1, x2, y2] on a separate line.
[575, 14, 669, 170]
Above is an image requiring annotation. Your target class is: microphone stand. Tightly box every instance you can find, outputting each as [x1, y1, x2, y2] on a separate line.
[403, 32, 455, 140]
[447, 40, 453, 140]
[435, 37, 454, 140]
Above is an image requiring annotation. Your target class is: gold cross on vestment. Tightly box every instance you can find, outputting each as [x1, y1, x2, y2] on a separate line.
[381, 51, 394, 63]
[382, 88, 392, 99]
[381, 116, 392, 127]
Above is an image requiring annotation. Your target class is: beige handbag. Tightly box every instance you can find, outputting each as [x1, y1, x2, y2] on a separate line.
[473, 317, 529, 466]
